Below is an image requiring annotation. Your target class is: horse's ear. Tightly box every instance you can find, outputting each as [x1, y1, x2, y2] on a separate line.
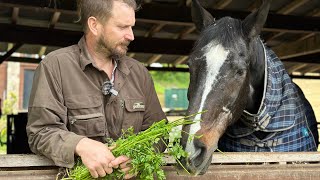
[242, 0, 271, 39]
[191, 0, 215, 32]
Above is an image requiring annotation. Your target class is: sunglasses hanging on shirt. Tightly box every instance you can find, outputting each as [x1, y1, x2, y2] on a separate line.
[101, 80, 118, 96]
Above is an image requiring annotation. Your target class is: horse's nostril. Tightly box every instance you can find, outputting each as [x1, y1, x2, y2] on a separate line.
[191, 139, 207, 167]
[194, 138, 206, 149]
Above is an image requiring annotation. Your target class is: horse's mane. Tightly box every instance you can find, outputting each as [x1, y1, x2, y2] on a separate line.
[193, 17, 244, 51]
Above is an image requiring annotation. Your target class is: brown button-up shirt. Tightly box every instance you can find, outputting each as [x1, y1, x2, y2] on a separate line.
[26, 37, 166, 168]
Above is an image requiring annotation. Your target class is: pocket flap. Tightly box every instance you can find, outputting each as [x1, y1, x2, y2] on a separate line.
[124, 99, 145, 112]
[69, 113, 103, 121]
[68, 113, 105, 137]
[65, 95, 102, 109]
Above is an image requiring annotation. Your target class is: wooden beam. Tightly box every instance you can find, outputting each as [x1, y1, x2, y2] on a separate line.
[144, 23, 165, 38]
[174, 26, 196, 39]
[138, 4, 320, 33]
[0, 43, 23, 64]
[146, 54, 162, 65]
[266, 0, 310, 42]
[1, 2, 320, 33]
[5, 56, 42, 64]
[265, 32, 286, 42]
[287, 64, 308, 73]
[297, 32, 316, 42]
[7, 43, 13, 51]
[310, 8, 320, 16]
[273, 34, 320, 59]
[177, 0, 186, 7]
[5, 56, 320, 77]
[11, 7, 19, 24]
[215, 0, 232, 9]
[296, 8, 320, 42]
[290, 74, 320, 79]
[247, 0, 261, 11]
[0, 23, 194, 55]
[186, 0, 191, 7]
[173, 56, 188, 65]
[39, 11, 62, 54]
[283, 52, 320, 64]
[128, 53, 135, 58]
[0, 23, 319, 62]
[277, 0, 310, 15]
[301, 65, 320, 74]
[49, 11, 61, 28]
[38, 46, 47, 57]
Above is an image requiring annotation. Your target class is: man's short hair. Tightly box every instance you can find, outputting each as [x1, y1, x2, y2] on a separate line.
[77, 0, 138, 33]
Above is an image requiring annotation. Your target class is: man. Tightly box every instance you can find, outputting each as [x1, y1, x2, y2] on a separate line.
[26, 0, 166, 179]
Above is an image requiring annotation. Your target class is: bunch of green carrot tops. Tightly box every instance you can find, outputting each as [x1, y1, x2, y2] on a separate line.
[62, 116, 198, 180]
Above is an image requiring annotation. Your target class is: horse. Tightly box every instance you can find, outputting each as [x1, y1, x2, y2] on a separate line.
[180, 0, 319, 175]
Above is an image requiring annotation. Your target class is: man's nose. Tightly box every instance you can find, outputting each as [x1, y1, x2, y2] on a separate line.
[125, 28, 134, 41]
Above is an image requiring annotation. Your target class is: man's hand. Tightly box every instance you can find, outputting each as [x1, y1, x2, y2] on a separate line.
[75, 138, 115, 178]
[112, 156, 136, 179]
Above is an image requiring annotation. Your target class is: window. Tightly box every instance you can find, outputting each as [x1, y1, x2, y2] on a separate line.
[23, 70, 35, 109]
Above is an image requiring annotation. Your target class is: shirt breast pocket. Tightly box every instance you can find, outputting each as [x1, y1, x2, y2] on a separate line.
[122, 98, 145, 133]
[65, 95, 105, 137]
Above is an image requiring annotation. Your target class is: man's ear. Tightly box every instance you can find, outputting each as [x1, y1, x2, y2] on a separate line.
[87, 16, 99, 36]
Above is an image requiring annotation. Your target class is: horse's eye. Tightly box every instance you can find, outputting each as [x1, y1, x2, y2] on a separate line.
[239, 52, 245, 57]
[236, 69, 245, 76]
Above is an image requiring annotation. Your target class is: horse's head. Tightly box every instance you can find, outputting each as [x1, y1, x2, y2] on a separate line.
[180, 0, 271, 175]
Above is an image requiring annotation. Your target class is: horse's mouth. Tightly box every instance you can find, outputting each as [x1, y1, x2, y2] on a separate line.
[178, 148, 213, 176]
[189, 148, 202, 162]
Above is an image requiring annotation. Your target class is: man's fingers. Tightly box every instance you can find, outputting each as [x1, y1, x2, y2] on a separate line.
[96, 166, 107, 177]
[121, 166, 131, 173]
[124, 171, 137, 179]
[108, 144, 117, 150]
[110, 156, 130, 167]
[103, 163, 113, 175]
[120, 159, 132, 169]
[88, 168, 99, 178]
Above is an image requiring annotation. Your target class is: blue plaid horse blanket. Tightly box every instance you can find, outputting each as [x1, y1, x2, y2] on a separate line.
[218, 42, 319, 152]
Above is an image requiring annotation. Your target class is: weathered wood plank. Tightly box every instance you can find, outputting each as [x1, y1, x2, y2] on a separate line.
[1, 152, 320, 167]
[164, 164, 320, 180]
[1, 164, 320, 180]
[0, 154, 55, 168]
[0, 153, 320, 180]
[0, 170, 58, 180]
[165, 152, 320, 164]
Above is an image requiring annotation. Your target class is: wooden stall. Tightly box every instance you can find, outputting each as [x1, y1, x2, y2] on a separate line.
[1, 152, 320, 180]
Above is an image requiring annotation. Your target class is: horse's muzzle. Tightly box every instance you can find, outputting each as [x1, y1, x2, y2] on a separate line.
[178, 138, 212, 175]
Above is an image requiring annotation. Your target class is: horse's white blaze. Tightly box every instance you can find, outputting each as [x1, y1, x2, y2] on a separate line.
[223, 106, 230, 113]
[186, 42, 229, 157]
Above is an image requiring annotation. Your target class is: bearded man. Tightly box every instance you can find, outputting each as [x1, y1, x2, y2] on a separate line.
[26, 0, 166, 179]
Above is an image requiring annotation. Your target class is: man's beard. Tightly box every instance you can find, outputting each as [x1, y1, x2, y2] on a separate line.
[97, 33, 130, 60]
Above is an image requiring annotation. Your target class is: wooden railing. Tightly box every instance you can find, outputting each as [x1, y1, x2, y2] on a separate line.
[1, 152, 320, 180]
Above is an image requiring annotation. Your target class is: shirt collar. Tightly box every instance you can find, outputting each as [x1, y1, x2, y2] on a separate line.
[110, 60, 117, 83]
[78, 36, 93, 71]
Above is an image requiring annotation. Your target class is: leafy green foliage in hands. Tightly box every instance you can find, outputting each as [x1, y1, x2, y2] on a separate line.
[63, 118, 196, 180]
